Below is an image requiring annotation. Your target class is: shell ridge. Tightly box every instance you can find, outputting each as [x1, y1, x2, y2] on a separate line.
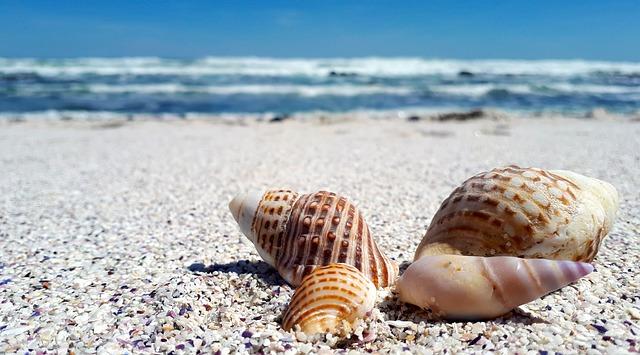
[278, 193, 309, 278]
[271, 191, 300, 259]
[296, 193, 324, 272]
[315, 192, 339, 266]
[369, 223, 391, 286]
[321, 195, 341, 264]
[365, 220, 380, 286]
[341, 206, 360, 264]
[250, 191, 268, 250]
[329, 199, 348, 265]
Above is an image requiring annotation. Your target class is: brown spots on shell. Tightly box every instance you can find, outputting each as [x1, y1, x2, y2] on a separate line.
[470, 210, 491, 221]
[484, 197, 500, 207]
[558, 195, 571, 206]
[470, 182, 484, 190]
[467, 195, 481, 202]
[274, 190, 398, 287]
[504, 206, 516, 217]
[323, 249, 332, 263]
[523, 224, 535, 237]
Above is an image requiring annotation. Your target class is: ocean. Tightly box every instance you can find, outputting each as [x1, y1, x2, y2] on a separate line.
[1, 57, 639, 119]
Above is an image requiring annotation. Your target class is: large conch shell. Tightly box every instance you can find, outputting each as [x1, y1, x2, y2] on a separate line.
[414, 166, 619, 261]
[229, 189, 398, 288]
[399, 166, 619, 319]
[282, 263, 376, 335]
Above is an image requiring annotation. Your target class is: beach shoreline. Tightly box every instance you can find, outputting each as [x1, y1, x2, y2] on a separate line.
[1, 114, 639, 353]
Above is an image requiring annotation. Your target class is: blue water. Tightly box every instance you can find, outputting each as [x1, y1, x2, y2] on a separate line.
[1, 57, 639, 118]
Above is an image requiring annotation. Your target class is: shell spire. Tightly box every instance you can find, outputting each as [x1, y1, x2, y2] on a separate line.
[282, 263, 376, 335]
[397, 254, 593, 320]
[229, 189, 398, 288]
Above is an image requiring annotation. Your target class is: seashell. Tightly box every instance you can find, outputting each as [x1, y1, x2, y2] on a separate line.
[229, 189, 398, 288]
[282, 263, 377, 335]
[415, 166, 619, 262]
[397, 254, 593, 320]
[398, 166, 618, 319]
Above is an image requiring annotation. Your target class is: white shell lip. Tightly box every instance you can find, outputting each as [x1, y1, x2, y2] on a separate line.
[228, 190, 265, 242]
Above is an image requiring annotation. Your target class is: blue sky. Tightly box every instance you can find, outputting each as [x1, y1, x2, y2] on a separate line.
[1, 1, 639, 60]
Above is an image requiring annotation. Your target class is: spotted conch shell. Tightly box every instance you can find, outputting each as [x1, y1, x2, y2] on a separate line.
[282, 263, 376, 335]
[229, 189, 398, 288]
[398, 166, 618, 319]
[414, 166, 619, 261]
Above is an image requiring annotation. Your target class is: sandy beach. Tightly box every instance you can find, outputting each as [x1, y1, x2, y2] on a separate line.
[1, 116, 639, 353]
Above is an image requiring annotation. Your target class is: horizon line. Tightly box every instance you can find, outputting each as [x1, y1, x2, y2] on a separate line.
[2, 55, 640, 63]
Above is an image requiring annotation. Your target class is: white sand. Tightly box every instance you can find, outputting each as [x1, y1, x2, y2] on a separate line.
[0, 117, 639, 353]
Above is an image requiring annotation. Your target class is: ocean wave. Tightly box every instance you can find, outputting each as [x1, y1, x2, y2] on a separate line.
[2, 57, 640, 77]
[429, 83, 640, 97]
[66, 84, 413, 96]
[6, 81, 640, 100]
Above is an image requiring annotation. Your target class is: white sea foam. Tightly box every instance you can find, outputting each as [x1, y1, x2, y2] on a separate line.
[430, 83, 640, 97]
[430, 84, 533, 97]
[544, 83, 640, 94]
[2, 57, 640, 77]
[83, 84, 413, 96]
[14, 82, 640, 98]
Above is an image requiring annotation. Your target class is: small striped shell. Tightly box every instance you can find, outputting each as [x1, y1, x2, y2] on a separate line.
[282, 263, 376, 335]
[397, 254, 593, 320]
[415, 166, 619, 262]
[229, 189, 398, 288]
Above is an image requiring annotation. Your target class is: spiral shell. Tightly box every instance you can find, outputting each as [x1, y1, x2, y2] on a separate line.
[282, 263, 376, 335]
[229, 189, 398, 288]
[415, 166, 619, 262]
[397, 254, 593, 320]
